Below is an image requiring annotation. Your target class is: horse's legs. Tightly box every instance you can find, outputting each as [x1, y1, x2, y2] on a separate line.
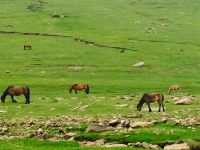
[162, 103, 165, 111]
[75, 90, 77, 94]
[11, 95, 17, 103]
[147, 103, 152, 112]
[158, 104, 161, 112]
[24, 94, 29, 104]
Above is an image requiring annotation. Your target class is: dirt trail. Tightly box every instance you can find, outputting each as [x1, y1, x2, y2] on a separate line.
[0, 31, 137, 52]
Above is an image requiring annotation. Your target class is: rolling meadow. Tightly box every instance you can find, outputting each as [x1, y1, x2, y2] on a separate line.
[0, 0, 199, 149]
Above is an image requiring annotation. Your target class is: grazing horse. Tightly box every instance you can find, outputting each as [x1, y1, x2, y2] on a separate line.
[137, 93, 165, 112]
[1, 86, 30, 104]
[24, 44, 32, 50]
[168, 84, 179, 94]
[69, 83, 89, 94]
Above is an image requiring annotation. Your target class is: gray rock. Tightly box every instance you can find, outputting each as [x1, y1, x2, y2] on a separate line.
[164, 142, 190, 150]
[130, 122, 152, 128]
[132, 62, 144, 67]
[85, 124, 104, 132]
[103, 143, 127, 148]
[108, 118, 121, 127]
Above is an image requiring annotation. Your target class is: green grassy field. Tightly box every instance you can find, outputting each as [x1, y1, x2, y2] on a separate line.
[0, 0, 200, 149]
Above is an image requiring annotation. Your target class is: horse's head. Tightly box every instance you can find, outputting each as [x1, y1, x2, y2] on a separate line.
[1, 96, 5, 103]
[137, 103, 142, 111]
[69, 88, 72, 94]
[136, 94, 147, 111]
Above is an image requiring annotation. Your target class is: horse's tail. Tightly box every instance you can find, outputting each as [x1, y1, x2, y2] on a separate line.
[86, 84, 90, 94]
[26, 86, 30, 103]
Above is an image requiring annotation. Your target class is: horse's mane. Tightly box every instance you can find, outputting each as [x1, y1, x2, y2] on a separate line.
[1, 86, 13, 98]
[137, 93, 147, 107]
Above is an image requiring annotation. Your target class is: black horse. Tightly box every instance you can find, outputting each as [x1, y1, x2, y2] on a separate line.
[1, 86, 30, 104]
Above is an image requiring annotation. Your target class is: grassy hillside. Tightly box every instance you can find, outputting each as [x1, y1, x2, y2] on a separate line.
[0, 0, 199, 149]
[0, 0, 200, 118]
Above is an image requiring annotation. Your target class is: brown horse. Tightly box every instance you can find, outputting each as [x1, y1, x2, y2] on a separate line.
[1, 86, 30, 104]
[137, 93, 165, 112]
[24, 45, 31, 50]
[168, 84, 179, 94]
[69, 83, 89, 94]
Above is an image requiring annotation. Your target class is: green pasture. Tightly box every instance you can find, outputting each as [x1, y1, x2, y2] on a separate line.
[0, 0, 200, 149]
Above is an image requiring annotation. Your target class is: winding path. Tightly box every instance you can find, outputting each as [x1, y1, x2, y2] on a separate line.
[0, 31, 138, 52]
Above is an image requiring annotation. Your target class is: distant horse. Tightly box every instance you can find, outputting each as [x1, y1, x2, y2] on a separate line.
[168, 84, 180, 94]
[69, 83, 89, 94]
[1, 86, 30, 104]
[24, 45, 32, 50]
[137, 93, 165, 112]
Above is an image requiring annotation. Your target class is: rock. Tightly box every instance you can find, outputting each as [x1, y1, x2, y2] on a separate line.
[45, 120, 51, 127]
[2, 127, 8, 133]
[151, 118, 168, 125]
[134, 112, 143, 118]
[85, 124, 104, 132]
[172, 96, 196, 105]
[130, 122, 152, 128]
[173, 118, 199, 126]
[172, 96, 180, 101]
[175, 97, 193, 105]
[37, 133, 48, 140]
[83, 140, 105, 147]
[48, 138, 60, 142]
[132, 62, 144, 67]
[140, 142, 160, 149]
[129, 142, 159, 149]
[95, 139, 105, 146]
[164, 142, 190, 150]
[120, 119, 130, 128]
[37, 128, 43, 134]
[108, 119, 121, 127]
[68, 66, 82, 72]
[64, 132, 76, 140]
[0, 110, 7, 113]
[84, 141, 97, 147]
[54, 97, 64, 102]
[115, 104, 128, 107]
[66, 132, 76, 137]
[103, 143, 127, 148]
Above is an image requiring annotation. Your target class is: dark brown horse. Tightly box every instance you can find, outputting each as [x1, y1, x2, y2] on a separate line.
[1, 86, 30, 104]
[137, 93, 165, 112]
[69, 83, 89, 94]
[24, 45, 31, 50]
